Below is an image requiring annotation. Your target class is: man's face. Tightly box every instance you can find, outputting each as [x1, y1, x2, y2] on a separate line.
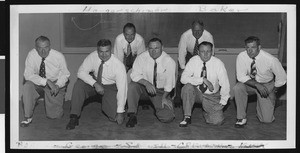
[198, 44, 212, 62]
[97, 45, 112, 62]
[123, 27, 136, 43]
[245, 41, 261, 59]
[35, 40, 51, 58]
[192, 23, 204, 39]
[148, 41, 163, 60]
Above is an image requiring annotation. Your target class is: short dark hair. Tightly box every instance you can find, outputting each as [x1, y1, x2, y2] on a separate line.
[35, 36, 50, 43]
[97, 39, 112, 47]
[123, 23, 136, 33]
[192, 20, 204, 27]
[148, 38, 163, 46]
[198, 41, 213, 50]
[244, 36, 261, 46]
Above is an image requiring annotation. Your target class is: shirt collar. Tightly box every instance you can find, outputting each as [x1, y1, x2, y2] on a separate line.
[254, 50, 262, 60]
[153, 51, 166, 63]
[101, 55, 113, 66]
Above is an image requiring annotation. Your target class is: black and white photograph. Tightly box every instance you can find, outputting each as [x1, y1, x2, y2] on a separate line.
[10, 4, 295, 149]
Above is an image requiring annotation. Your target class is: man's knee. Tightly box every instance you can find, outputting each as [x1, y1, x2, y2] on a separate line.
[159, 116, 175, 123]
[157, 109, 175, 123]
[233, 82, 246, 93]
[181, 83, 194, 94]
[23, 81, 36, 90]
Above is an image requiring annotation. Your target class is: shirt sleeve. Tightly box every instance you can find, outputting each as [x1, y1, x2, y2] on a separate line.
[130, 55, 144, 82]
[115, 63, 128, 113]
[113, 37, 124, 63]
[24, 51, 47, 86]
[163, 58, 176, 92]
[208, 34, 215, 56]
[236, 54, 251, 83]
[180, 58, 203, 86]
[217, 61, 231, 104]
[77, 53, 97, 87]
[271, 58, 287, 87]
[55, 54, 70, 88]
[136, 37, 146, 55]
[178, 33, 188, 70]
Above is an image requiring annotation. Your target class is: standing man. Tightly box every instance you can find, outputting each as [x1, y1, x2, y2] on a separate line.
[126, 38, 176, 128]
[113, 23, 149, 110]
[66, 39, 127, 130]
[21, 36, 70, 127]
[174, 20, 214, 107]
[234, 36, 287, 128]
[180, 41, 230, 127]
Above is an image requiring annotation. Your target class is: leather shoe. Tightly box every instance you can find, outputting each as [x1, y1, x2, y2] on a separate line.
[126, 113, 137, 128]
[66, 114, 79, 130]
[234, 118, 247, 128]
[20, 118, 32, 127]
[179, 116, 191, 127]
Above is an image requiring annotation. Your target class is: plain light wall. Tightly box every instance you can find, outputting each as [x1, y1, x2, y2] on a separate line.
[19, 14, 283, 102]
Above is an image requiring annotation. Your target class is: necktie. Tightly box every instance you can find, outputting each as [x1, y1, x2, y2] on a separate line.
[124, 43, 136, 72]
[193, 38, 199, 55]
[97, 60, 105, 85]
[250, 58, 257, 79]
[39, 58, 46, 78]
[199, 62, 207, 93]
[153, 60, 157, 88]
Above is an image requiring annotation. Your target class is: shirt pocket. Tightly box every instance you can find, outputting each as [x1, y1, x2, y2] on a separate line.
[156, 68, 167, 87]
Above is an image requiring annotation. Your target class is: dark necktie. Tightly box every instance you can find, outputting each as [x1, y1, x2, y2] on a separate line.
[199, 62, 207, 93]
[193, 38, 199, 55]
[250, 58, 257, 80]
[124, 43, 136, 72]
[39, 58, 46, 78]
[97, 60, 105, 85]
[153, 60, 157, 88]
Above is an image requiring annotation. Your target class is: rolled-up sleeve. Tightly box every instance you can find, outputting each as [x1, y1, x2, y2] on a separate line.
[113, 36, 124, 63]
[217, 61, 230, 104]
[180, 58, 203, 86]
[236, 54, 251, 83]
[115, 63, 128, 113]
[130, 55, 144, 82]
[55, 54, 70, 88]
[163, 58, 176, 92]
[272, 58, 287, 87]
[77, 53, 97, 87]
[178, 34, 187, 70]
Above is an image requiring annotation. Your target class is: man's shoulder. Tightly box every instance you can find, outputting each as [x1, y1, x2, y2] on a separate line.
[211, 56, 225, 65]
[115, 33, 124, 41]
[182, 29, 192, 36]
[50, 49, 65, 57]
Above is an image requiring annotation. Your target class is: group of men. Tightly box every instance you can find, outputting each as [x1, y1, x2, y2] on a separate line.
[20, 20, 287, 130]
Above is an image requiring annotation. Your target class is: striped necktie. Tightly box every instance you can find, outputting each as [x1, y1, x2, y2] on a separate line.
[124, 43, 136, 72]
[97, 60, 105, 85]
[39, 58, 46, 78]
[199, 62, 207, 93]
[193, 38, 199, 55]
[153, 60, 157, 88]
[250, 58, 257, 79]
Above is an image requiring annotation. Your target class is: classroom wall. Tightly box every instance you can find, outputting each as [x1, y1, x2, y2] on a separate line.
[19, 14, 283, 102]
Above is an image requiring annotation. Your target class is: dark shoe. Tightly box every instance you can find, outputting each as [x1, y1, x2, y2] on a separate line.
[142, 105, 150, 110]
[20, 118, 32, 127]
[66, 114, 79, 130]
[179, 116, 191, 127]
[126, 113, 137, 128]
[234, 118, 247, 128]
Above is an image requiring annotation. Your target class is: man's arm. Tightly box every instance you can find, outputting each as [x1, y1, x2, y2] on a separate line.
[113, 36, 124, 63]
[24, 51, 47, 86]
[244, 79, 269, 98]
[55, 53, 70, 88]
[217, 61, 230, 105]
[136, 36, 146, 55]
[115, 63, 128, 113]
[180, 57, 203, 86]
[77, 52, 97, 87]
[178, 33, 188, 70]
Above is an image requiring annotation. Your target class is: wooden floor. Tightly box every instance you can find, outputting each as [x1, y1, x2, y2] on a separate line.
[18, 97, 286, 141]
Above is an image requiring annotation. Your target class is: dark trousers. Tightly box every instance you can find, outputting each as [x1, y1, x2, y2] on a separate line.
[70, 79, 118, 120]
[127, 82, 175, 123]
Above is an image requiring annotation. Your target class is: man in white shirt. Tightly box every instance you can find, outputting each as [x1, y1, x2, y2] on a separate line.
[21, 36, 70, 127]
[66, 39, 127, 130]
[126, 38, 176, 128]
[174, 20, 214, 108]
[180, 41, 230, 127]
[113, 23, 149, 110]
[234, 36, 287, 128]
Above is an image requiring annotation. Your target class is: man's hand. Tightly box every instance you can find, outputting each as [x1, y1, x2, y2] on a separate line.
[47, 80, 60, 96]
[94, 82, 105, 95]
[203, 78, 214, 92]
[144, 81, 157, 96]
[162, 97, 173, 110]
[115, 113, 125, 125]
[255, 83, 269, 98]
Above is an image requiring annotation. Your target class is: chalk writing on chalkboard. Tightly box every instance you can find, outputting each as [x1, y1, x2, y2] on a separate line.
[71, 14, 116, 31]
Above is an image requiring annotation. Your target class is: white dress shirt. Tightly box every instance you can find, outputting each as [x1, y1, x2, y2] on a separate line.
[178, 29, 214, 69]
[130, 51, 176, 92]
[236, 49, 287, 87]
[181, 56, 230, 105]
[113, 33, 146, 63]
[24, 49, 70, 88]
[77, 51, 127, 113]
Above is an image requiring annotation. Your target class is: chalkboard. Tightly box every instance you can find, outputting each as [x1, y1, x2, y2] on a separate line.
[63, 13, 281, 48]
